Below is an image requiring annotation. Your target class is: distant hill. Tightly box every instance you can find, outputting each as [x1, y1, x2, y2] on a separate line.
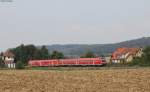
[46, 37, 150, 57]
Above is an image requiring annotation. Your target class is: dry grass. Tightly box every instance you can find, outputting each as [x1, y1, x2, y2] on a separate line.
[0, 68, 150, 92]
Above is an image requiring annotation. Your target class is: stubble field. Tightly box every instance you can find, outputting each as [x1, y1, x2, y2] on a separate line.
[0, 68, 150, 92]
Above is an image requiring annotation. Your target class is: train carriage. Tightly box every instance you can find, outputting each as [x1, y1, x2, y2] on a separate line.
[28, 58, 106, 67]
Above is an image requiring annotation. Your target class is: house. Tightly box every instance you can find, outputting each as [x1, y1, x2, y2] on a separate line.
[2, 50, 15, 68]
[111, 48, 143, 64]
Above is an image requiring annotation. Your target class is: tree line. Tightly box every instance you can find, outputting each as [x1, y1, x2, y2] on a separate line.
[10, 44, 64, 65]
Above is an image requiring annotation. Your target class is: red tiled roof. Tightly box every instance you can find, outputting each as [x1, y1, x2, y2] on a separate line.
[112, 48, 140, 60]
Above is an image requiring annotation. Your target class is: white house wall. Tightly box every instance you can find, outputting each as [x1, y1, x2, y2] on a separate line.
[5, 57, 14, 61]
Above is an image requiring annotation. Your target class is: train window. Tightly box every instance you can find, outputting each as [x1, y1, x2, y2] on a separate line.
[102, 60, 106, 62]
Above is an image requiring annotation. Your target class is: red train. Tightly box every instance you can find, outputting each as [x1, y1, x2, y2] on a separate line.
[28, 58, 107, 67]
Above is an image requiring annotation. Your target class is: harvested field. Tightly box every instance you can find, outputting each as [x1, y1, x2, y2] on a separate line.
[0, 68, 150, 92]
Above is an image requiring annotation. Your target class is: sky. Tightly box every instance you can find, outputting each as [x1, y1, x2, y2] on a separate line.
[0, 0, 150, 51]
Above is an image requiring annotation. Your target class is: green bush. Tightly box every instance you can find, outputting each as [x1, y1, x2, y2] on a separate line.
[16, 61, 25, 69]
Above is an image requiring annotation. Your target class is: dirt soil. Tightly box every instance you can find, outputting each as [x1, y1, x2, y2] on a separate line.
[0, 68, 150, 92]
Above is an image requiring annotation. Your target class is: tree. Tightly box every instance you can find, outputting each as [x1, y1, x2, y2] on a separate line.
[142, 46, 150, 66]
[10, 44, 50, 65]
[143, 47, 150, 61]
[81, 51, 96, 58]
[40, 46, 50, 59]
[50, 51, 64, 59]
[10, 44, 37, 65]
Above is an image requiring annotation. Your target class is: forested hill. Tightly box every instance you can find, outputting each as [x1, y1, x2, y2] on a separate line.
[46, 37, 150, 56]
